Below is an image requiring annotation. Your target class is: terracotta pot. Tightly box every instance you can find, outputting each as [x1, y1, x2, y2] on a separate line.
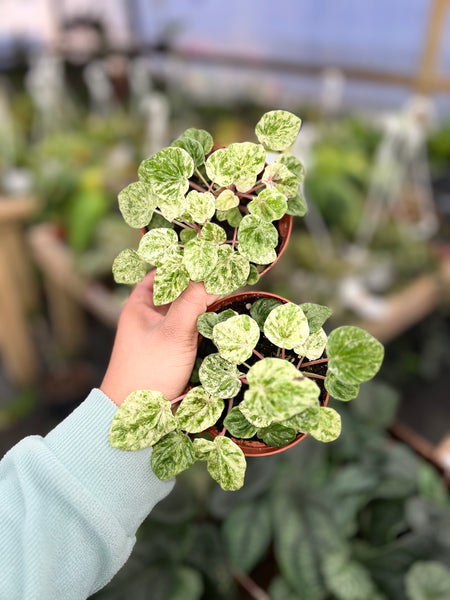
[204, 291, 330, 457]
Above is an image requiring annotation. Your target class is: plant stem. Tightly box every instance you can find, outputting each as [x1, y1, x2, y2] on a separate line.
[242, 362, 251, 370]
[302, 372, 326, 380]
[195, 168, 209, 188]
[233, 569, 270, 600]
[246, 182, 266, 194]
[170, 393, 187, 405]
[296, 355, 305, 369]
[238, 376, 249, 385]
[231, 227, 238, 250]
[281, 347, 285, 360]
[252, 348, 265, 360]
[189, 180, 208, 194]
[300, 358, 329, 368]
[236, 191, 256, 201]
[153, 208, 196, 230]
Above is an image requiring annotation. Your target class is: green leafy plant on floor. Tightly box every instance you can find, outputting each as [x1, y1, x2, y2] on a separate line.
[109, 298, 384, 491]
[112, 110, 307, 305]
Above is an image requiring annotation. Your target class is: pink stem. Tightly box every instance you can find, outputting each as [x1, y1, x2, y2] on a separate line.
[281, 347, 285, 360]
[170, 393, 187, 405]
[296, 355, 305, 369]
[302, 372, 326, 380]
[195, 168, 209, 188]
[238, 376, 249, 385]
[252, 348, 265, 360]
[301, 358, 329, 368]
[231, 227, 238, 250]
[189, 180, 208, 193]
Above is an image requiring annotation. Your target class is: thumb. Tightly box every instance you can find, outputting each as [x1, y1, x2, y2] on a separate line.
[163, 282, 220, 337]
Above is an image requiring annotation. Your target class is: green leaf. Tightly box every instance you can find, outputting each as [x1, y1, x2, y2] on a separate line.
[217, 308, 239, 323]
[327, 326, 384, 385]
[158, 195, 186, 222]
[276, 154, 306, 183]
[151, 431, 196, 479]
[197, 312, 219, 339]
[246, 264, 259, 285]
[215, 189, 239, 210]
[308, 406, 342, 442]
[175, 386, 224, 433]
[268, 576, 302, 600]
[282, 404, 320, 432]
[204, 436, 247, 491]
[112, 249, 146, 284]
[262, 162, 299, 197]
[324, 371, 360, 402]
[255, 110, 302, 151]
[204, 245, 250, 294]
[248, 188, 288, 222]
[171, 566, 204, 600]
[294, 328, 327, 361]
[184, 238, 218, 281]
[405, 561, 450, 600]
[226, 206, 243, 228]
[138, 228, 180, 267]
[241, 358, 320, 427]
[171, 136, 205, 168]
[184, 190, 215, 224]
[180, 228, 198, 243]
[250, 297, 283, 329]
[205, 148, 237, 187]
[257, 423, 296, 447]
[201, 222, 227, 244]
[199, 353, 242, 399]
[153, 256, 190, 305]
[237, 214, 278, 264]
[322, 554, 378, 600]
[223, 407, 257, 439]
[222, 501, 272, 572]
[264, 303, 309, 349]
[213, 314, 260, 364]
[228, 142, 266, 192]
[109, 390, 176, 450]
[118, 180, 158, 228]
[287, 192, 307, 217]
[181, 127, 213, 155]
[138, 147, 194, 201]
[300, 303, 332, 334]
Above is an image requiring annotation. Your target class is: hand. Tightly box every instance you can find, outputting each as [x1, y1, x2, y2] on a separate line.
[100, 271, 219, 406]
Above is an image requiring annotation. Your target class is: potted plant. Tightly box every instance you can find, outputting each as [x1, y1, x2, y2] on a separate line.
[109, 295, 384, 491]
[111, 109, 307, 305]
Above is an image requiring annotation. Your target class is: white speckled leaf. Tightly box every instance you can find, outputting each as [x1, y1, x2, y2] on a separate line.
[216, 189, 240, 210]
[138, 228, 180, 267]
[264, 303, 309, 350]
[175, 386, 224, 433]
[250, 298, 283, 330]
[171, 136, 205, 168]
[197, 312, 219, 338]
[257, 423, 296, 447]
[184, 238, 218, 281]
[205, 436, 246, 491]
[228, 142, 266, 192]
[112, 249, 146, 284]
[308, 406, 342, 442]
[246, 264, 259, 285]
[193, 437, 215, 461]
[327, 326, 384, 385]
[237, 214, 278, 264]
[275, 154, 306, 183]
[158, 195, 186, 222]
[213, 314, 260, 364]
[201, 222, 227, 244]
[118, 181, 158, 228]
[181, 127, 213, 155]
[324, 371, 360, 402]
[109, 390, 176, 450]
[199, 353, 242, 399]
[180, 228, 198, 243]
[247, 357, 299, 386]
[153, 256, 190, 305]
[217, 308, 239, 323]
[223, 407, 257, 439]
[205, 148, 237, 187]
[287, 192, 308, 217]
[262, 162, 299, 198]
[255, 110, 301, 151]
[406, 561, 450, 600]
[283, 404, 320, 432]
[248, 188, 288, 222]
[184, 190, 215, 224]
[204, 245, 250, 295]
[300, 303, 333, 334]
[151, 431, 196, 479]
[294, 328, 327, 361]
[138, 147, 194, 201]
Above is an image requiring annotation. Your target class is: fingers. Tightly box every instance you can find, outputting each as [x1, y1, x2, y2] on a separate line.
[163, 282, 220, 337]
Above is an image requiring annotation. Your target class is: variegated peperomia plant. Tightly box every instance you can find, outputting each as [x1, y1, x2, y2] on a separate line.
[112, 110, 307, 305]
[109, 298, 384, 491]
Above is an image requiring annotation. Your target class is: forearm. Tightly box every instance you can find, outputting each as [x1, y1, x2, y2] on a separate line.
[0, 389, 174, 600]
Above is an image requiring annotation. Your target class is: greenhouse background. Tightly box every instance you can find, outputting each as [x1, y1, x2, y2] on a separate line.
[1, 1, 450, 599]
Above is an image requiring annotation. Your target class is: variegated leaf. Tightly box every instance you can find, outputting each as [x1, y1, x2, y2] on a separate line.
[215, 189, 239, 210]
[193, 437, 215, 461]
[118, 180, 158, 228]
[213, 314, 260, 364]
[201, 222, 227, 244]
[109, 390, 176, 450]
[262, 162, 299, 198]
[205, 147, 237, 187]
[180, 228, 198, 243]
[264, 303, 309, 350]
[184, 238, 218, 281]
[181, 127, 213, 155]
[204, 245, 250, 294]
[300, 303, 332, 334]
[158, 195, 186, 222]
[223, 407, 257, 439]
[257, 423, 296, 447]
[112, 249, 146, 284]
[237, 214, 278, 264]
[175, 386, 224, 433]
[197, 312, 219, 338]
[246, 264, 259, 285]
[138, 228, 180, 266]
[138, 147, 194, 200]
[228, 142, 266, 192]
[324, 371, 360, 402]
[250, 297, 283, 330]
[287, 192, 308, 217]
[255, 110, 301, 151]
[184, 190, 215, 224]
[275, 154, 306, 183]
[171, 136, 205, 168]
[204, 436, 246, 491]
[283, 404, 320, 432]
[151, 431, 196, 479]
[294, 328, 327, 361]
[248, 188, 288, 222]
[153, 256, 190, 305]
[199, 353, 242, 399]
[308, 407, 342, 442]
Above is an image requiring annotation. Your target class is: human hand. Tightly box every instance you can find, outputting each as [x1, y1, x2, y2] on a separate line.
[100, 271, 219, 407]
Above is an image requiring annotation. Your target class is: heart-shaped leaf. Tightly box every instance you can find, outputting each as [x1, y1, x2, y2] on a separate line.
[294, 328, 327, 361]
[113, 249, 146, 284]
[180, 228, 198, 243]
[248, 189, 288, 222]
[324, 371, 360, 402]
[193, 437, 214, 460]
[153, 256, 190, 305]
[286, 192, 308, 217]
[197, 312, 219, 338]
[250, 297, 283, 330]
[308, 406, 342, 442]
[203, 436, 247, 491]
[300, 303, 332, 334]
[109, 390, 176, 450]
[255, 110, 301, 151]
[406, 561, 450, 600]
[215, 189, 239, 210]
[327, 326, 384, 385]
[138, 228, 180, 267]
[257, 423, 296, 447]
[223, 407, 257, 439]
[237, 214, 278, 264]
[226, 207, 243, 228]
[175, 386, 224, 433]
[204, 245, 250, 294]
[151, 431, 196, 479]
[264, 303, 309, 349]
[213, 314, 260, 364]
[199, 353, 242, 399]
[184, 190, 215, 224]
[118, 180, 158, 228]
[282, 404, 320, 432]
[246, 264, 259, 285]
[138, 147, 194, 201]
[158, 195, 186, 222]
[262, 162, 299, 198]
[181, 127, 213, 155]
[276, 154, 306, 183]
[184, 238, 218, 281]
[205, 147, 238, 187]
[228, 142, 266, 192]
[201, 222, 227, 244]
[171, 136, 205, 168]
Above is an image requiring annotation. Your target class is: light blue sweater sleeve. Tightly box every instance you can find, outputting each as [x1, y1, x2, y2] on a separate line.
[0, 388, 174, 600]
